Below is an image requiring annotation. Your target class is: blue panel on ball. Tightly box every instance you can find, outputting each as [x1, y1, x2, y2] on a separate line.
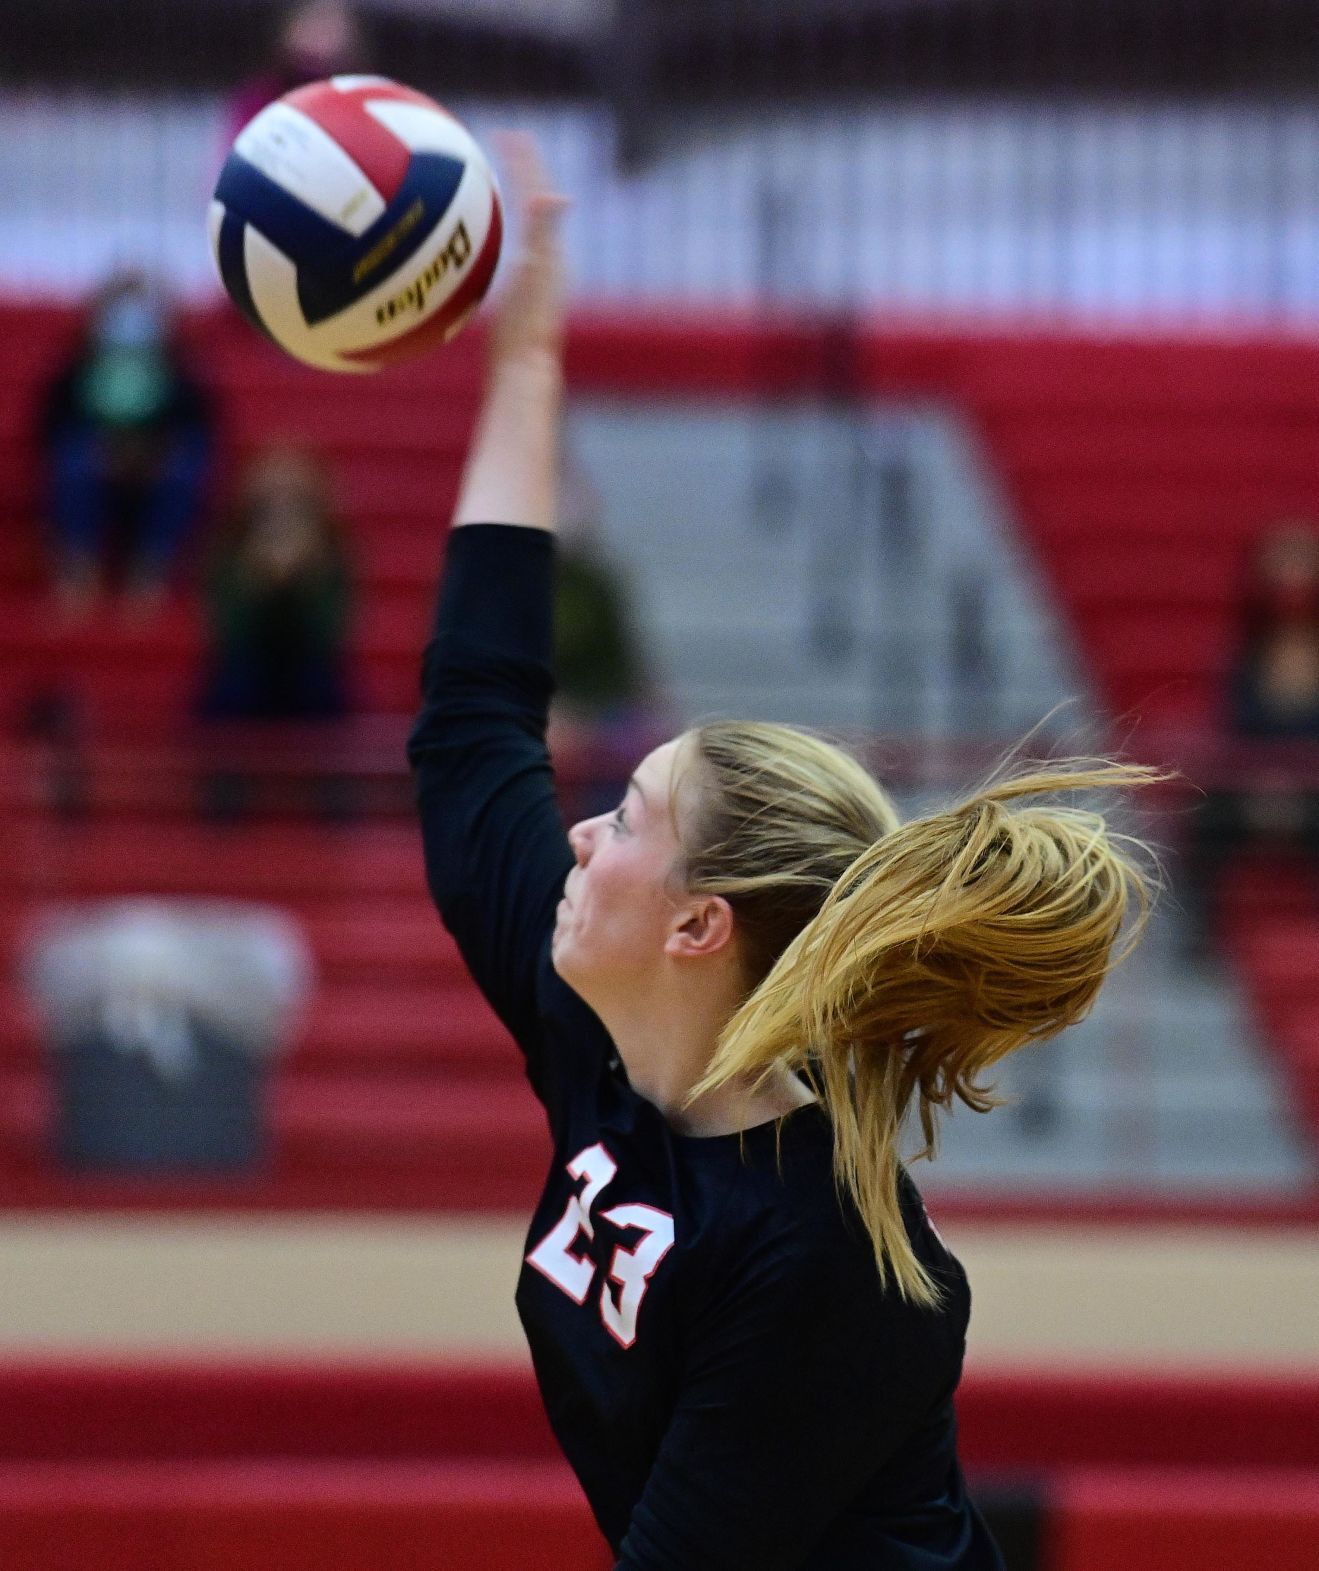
[214, 152, 357, 281]
[216, 209, 275, 341]
[296, 152, 468, 326]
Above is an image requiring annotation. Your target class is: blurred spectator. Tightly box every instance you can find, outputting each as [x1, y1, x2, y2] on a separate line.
[195, 446, 357, 821]
[547, 456, 672, 820]
[38, 270, 213, 618]
[1181, 520, 1319, 957]
[198, 446, 354, 723]
[227, 0, 367, 142]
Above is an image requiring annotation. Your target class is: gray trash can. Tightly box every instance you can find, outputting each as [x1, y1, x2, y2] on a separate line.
[23, 899, 313, 1175]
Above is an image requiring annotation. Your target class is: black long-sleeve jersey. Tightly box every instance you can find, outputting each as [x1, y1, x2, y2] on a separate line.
[408, 523, 1005, 1571]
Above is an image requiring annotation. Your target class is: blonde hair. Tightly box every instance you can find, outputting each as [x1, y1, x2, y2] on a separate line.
[673, 721, 1168, 1308]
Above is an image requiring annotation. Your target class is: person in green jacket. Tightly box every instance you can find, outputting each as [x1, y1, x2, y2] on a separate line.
[194, 446, 356, 821]
[198, 445, 353, 721]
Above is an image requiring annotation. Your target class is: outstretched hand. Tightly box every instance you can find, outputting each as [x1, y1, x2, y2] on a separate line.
[488, 132, 569, 370]
[452, 132, 567, 530]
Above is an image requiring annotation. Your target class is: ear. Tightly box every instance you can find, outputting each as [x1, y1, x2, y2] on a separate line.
[664, 895, 736, 961]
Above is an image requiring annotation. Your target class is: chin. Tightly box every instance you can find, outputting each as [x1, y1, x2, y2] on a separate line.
[550, 931, 579, 985]
[550, 939, 600, 1008]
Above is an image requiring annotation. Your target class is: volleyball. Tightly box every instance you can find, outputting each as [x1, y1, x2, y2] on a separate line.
[208, 76, 502, 373]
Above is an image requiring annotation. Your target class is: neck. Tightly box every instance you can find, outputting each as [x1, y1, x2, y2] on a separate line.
[596, 965, 816, 1138]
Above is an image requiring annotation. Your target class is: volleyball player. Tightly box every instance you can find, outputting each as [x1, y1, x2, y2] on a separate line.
[408, 137, 1162, 1570]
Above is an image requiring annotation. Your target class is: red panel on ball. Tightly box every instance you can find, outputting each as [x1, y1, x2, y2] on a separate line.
[345, 192, 504, 370]
[286, 78, 444, 205]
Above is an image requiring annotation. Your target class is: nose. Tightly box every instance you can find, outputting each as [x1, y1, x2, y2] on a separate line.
[567, 816, 596, 866]
[567, 807, 614, 865]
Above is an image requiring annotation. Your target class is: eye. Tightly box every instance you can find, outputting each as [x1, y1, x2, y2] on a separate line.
[611, 805, 627, 832]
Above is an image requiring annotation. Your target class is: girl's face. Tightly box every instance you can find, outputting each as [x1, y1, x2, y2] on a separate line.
[552, 736, 693, 1003]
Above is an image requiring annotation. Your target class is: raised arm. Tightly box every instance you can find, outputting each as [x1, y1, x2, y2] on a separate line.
[407, 138, 581, 1097]
[451, 135, 567, 534]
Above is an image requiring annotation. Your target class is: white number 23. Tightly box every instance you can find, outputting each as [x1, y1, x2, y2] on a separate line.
[525, 1142, 675, 1349]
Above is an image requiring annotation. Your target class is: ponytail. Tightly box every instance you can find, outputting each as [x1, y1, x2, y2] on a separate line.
[676, 730, 1168, 1308]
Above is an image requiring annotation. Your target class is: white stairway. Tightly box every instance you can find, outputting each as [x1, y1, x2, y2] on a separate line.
[569, 397, 1091, 740]
[570, 395, 1314, 1195]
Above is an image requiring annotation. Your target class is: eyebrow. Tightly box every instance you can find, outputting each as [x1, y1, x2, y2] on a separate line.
[627, 775, 648, 809]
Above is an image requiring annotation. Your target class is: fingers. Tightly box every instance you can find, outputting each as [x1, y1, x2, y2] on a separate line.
[482, 130, 568, 365]
[492, 130, 570, 250]
[493, 130, 547, 202]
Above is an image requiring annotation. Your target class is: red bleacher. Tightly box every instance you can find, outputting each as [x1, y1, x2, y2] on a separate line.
[0, 301, 540, 1211]
[0, 1459, 609, 1571]
[1, 1363, 1317, 1571]
[3, 299, 1319, 1213]
[4, 1362, 1318, 1472]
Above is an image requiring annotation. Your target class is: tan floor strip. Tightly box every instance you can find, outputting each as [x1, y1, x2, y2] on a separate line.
[1, 1217, 1317, 1368]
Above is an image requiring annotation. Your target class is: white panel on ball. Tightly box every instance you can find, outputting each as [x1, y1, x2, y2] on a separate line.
[328, 74, 398, 92]
[243, 226, 358, 373]
[234, 101, 387, 237]
[363, 100, 477, 162]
